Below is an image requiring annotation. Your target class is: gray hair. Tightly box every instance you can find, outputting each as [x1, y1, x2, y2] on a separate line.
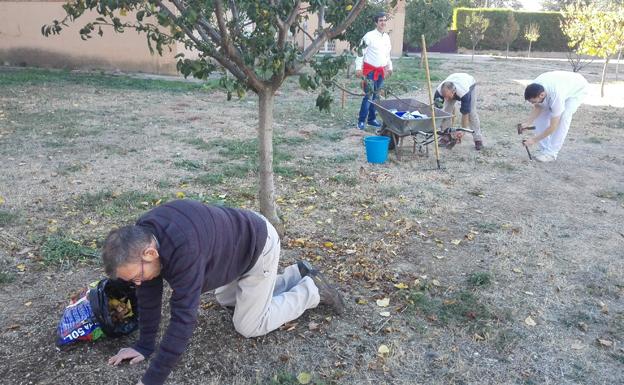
[102, 225, 153, 278]
[441, 81, 456, 93]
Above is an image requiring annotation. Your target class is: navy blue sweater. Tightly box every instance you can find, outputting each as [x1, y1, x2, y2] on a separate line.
[132, 200, 267, 385]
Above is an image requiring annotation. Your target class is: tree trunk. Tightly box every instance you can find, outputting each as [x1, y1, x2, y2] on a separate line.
[528, 41, 532, 58]
[257, 89, 282, 233]
[506, 43, 509, 59]
[616, 48, 622, 81]
[600, 57, 609, 98]
[471, 43, 476, 62]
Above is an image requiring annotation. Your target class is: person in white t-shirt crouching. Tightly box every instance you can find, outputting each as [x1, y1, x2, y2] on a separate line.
[434, 73, 483, 151]
[520, 71, 589, 162]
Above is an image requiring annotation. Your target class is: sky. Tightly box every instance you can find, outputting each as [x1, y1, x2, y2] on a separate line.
[518, 0, 543, 11]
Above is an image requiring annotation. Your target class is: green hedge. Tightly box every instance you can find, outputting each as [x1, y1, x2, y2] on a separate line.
[452, 8, 569, 52]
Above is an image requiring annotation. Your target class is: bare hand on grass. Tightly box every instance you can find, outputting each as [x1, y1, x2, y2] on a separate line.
[108, 347, 145, 366]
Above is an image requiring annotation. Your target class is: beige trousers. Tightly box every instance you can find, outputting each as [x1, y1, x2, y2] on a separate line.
[441, 85, 482, 142]
[214, 217, 320, 338]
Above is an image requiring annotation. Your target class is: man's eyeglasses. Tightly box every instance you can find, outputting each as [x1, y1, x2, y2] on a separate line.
[120, 260, 144, 287]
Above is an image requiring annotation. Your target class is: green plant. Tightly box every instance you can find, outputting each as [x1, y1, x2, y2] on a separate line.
[467, 271, 492, 287]
[453, 9, 568, 52]
[174, 159, 204, 171]
[0, 210, 18, 226]
[41, 236, 99, 267]
[74, 190, 167, 217]
[0, 271, 16, 285]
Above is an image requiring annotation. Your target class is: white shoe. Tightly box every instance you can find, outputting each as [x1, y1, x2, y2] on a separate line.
[535, 153, 556, 162]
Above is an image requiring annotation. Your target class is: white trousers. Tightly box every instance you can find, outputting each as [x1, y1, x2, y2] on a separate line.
[214, 218, 320, 338]
[534, 94, 585, 158]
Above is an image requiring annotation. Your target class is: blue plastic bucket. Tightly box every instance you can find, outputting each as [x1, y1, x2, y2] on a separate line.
[364, 135, 390, 164]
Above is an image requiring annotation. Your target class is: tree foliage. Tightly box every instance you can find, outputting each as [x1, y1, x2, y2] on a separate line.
[42, 0, 368, 227]
[464, 12, 489, 62]
[524, 22, 540, 57]
[500, 12, 519, 58]
[561, 2, 624, 96]
[404, 0, 453, 50]
[339, 0, 390, 53]
[543, 0, 624, 12]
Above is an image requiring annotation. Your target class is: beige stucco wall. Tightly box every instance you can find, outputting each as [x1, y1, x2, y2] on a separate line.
[0, 2, 179, 74]
[0, 1, 405, 74]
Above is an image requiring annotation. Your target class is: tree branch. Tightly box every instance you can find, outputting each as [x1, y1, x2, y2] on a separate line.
[295, 0, 365, 71]
[214, 0, 263, 91]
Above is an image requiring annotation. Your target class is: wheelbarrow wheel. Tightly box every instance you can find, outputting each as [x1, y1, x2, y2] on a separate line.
[379, 124, 398, 150]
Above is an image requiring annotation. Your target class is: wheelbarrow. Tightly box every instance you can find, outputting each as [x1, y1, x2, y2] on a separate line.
[370, 98, 471, 160]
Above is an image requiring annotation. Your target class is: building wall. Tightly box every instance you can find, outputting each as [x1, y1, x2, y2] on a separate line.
[0, 1, 406, 74]
[0, 2, 179, 74]
[293, 1, 406, 58]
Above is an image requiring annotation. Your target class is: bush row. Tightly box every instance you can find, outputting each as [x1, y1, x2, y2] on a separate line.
[452, 8, 569, 52]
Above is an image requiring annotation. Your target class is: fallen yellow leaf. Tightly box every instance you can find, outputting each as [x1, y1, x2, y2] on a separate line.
[176, 191, 185, 199]
[0, 196, 4, 205]
[379, 311, 391, 317]
[356, 298, 368, 305]
[16, 264, 26, 272]
[378, 344, 390, 355]
[296, 372, 311, 384]
[393, 282, 408, 289]
[323, 241, 334, 248]
[24, 301, 32, 307]
[524, 316, 536, 326]
[451, 239, 462, 245]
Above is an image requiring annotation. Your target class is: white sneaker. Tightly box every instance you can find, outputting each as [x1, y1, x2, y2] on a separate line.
[535, 153, 556, 162]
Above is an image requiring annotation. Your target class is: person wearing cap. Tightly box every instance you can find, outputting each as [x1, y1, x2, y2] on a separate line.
[434, 73, 483, 151]
[355, 12, 393, 130]
[520, 71, 589, 162]
[102, 199, 344, 385]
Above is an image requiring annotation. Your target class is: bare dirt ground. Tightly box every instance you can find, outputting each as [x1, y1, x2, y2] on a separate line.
[0, 55, 623, 385]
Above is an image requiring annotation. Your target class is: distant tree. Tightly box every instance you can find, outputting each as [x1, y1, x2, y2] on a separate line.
[464, 12, 490, 62]
[524, 23, 541, 58]
[561, 4, 595, 72]
[501, 12, 520, 59]
[543, 0, 624, 12]
[474, 0, 522, 8]
[42, 0, 367, 229]
[404, 0, 453, 65]
[561, 3, 624, 96]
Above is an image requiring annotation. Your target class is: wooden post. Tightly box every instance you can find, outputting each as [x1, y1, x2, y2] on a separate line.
[341, 88, 346, 109]
[421, 34, 441, 169]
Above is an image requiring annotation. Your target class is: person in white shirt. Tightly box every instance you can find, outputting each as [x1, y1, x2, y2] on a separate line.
[434, 73, 483, 150]
[520, 71, 589, 162]
[355, 12, 393, 130]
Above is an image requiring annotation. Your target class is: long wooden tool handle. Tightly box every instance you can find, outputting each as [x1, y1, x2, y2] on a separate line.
[421, 34, 441, 169]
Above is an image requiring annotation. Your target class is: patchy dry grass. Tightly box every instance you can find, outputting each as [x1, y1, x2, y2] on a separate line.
[0, 56, 623, 385]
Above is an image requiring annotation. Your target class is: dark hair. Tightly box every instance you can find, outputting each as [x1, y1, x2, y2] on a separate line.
[373, 12, 387, 23]
[102, 225, 153, 278]
[524, 83, 545, 100]
[440, 81, 456, 94]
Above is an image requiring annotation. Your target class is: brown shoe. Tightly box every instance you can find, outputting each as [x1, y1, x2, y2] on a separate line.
[475, 140, 483, 151]
[297, 261, 345, 314]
